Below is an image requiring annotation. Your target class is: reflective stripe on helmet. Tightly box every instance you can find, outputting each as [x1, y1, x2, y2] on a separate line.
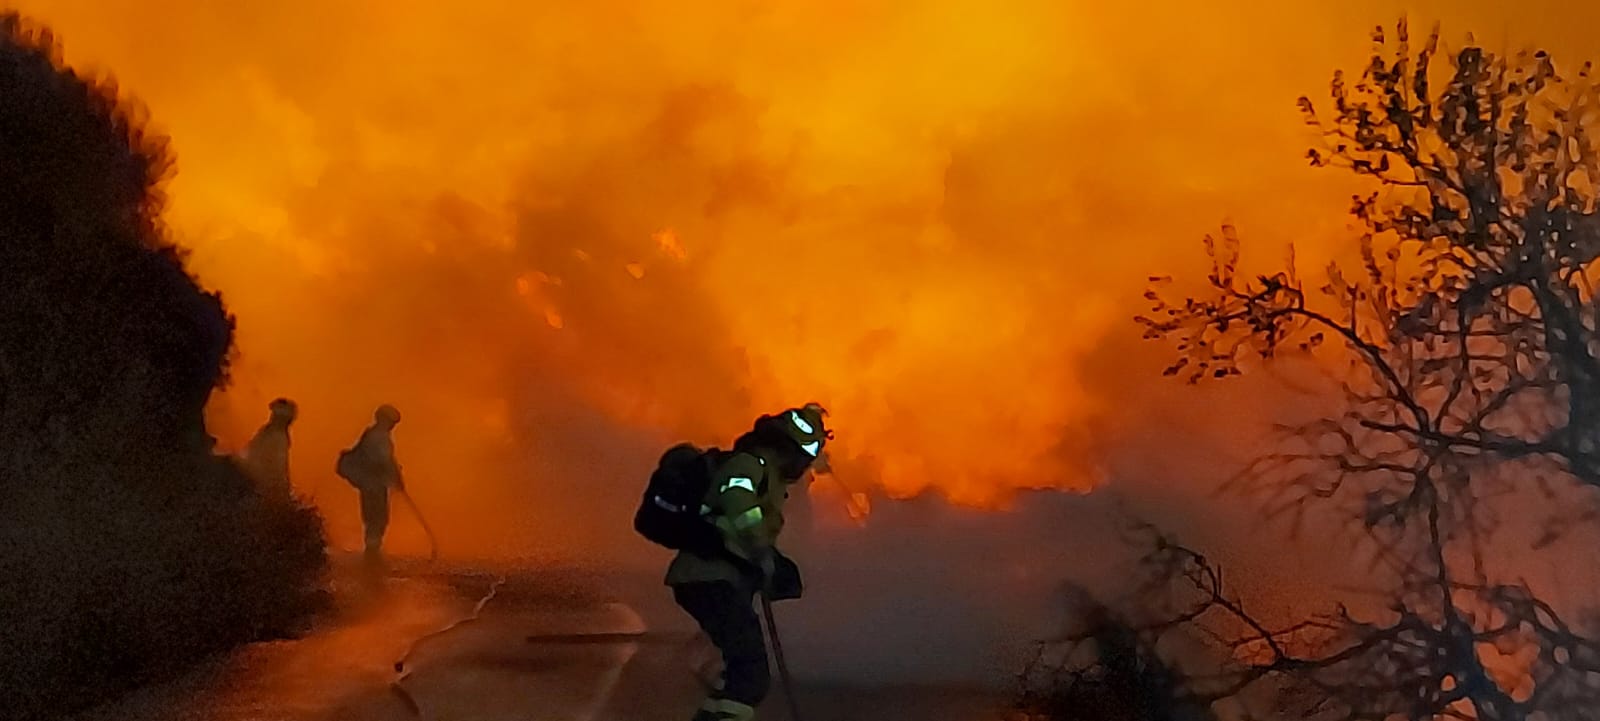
[790, 410, 814, 435]
[722, 476, 756, 494]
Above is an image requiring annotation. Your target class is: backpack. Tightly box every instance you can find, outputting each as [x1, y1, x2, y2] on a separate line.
[335, 447, 365, 488]
[634, 443, 726, 557]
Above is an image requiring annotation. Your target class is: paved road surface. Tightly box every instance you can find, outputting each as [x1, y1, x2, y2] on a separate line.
[66, 555, 1005, 721]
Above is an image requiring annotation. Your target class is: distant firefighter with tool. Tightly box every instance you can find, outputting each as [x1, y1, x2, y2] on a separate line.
[337, 404, 437, 564]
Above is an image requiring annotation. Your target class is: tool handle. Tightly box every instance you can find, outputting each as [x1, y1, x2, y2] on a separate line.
[760, 593, 805, 721]
[394, 488, 439, 560]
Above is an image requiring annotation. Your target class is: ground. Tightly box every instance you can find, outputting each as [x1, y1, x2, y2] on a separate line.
[65, 554, 1005, 721]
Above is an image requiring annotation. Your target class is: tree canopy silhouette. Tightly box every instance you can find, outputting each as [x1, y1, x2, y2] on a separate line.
[0, 13, 326, 720]
[0, 13, 231, 455]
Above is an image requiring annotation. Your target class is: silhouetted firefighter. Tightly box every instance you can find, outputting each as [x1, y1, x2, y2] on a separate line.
[634, 404, 830, 721]
[240, 397, 298, 500]
[337, 404, 405, 564]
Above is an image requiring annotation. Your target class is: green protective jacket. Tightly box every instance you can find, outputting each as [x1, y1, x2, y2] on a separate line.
[664, 446, 791, 588]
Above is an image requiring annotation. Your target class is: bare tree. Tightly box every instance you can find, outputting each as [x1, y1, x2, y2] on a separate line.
[1139, 18, 1600, 538]
[1073, 17, 1600, 721]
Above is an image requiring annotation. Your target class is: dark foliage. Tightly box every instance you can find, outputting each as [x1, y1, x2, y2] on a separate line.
[1018, 518, 1600, 721]
[1138, 19, 1600, 534]
[0, 13, 327, 720]
[1019, 17, 1600, 721]
[1012, 524, 1220, 721]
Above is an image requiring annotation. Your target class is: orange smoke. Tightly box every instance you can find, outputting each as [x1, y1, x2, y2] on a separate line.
[20, 0, 1600, 559]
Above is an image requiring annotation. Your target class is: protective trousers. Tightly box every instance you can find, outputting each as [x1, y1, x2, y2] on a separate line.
[674, 580, 768, 720]
[359, 485, 389, 557]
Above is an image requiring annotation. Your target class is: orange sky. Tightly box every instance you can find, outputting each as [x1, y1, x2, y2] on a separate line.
[17, 0, 1600, 562]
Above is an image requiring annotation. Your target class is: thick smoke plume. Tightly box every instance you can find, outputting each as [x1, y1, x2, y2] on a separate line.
[22, 0, 1600, 686]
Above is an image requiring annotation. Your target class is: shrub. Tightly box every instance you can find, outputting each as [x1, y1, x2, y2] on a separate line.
[0, 13, 328, 720]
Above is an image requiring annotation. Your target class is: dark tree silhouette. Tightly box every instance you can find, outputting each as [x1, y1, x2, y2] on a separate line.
[1017, 519, 1600, 721]
[1139, 18, 1600, 540]
[0, 13, 327, 720]
[1025, 17, 1600, 721]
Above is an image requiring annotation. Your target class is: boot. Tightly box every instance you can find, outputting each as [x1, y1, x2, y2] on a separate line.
[692, 698, 755, 721]
[710, 699, 756, 720]
[691, 698, 722, 721]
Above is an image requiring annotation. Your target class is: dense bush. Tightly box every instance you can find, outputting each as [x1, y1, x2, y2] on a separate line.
[0, 13, 328, 720]
[1012, 581, 1217, 721]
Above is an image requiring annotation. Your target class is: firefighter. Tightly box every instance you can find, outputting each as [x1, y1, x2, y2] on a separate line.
[666, 403, 829, 721]
[240, 398, 297, 500]
[337, 404, 404, 564]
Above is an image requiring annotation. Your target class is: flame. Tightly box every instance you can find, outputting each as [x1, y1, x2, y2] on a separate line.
[848, 493, 872, 522]
[19, 1, 1600, 555]
[654, 229, 688, 262]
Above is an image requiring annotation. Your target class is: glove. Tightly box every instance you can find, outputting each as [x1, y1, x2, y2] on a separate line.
[741, 549, 779, 597]
[757, 550, 777, 583]
[767, 550, 804, 601]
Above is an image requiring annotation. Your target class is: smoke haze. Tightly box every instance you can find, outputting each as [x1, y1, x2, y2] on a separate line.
[21, 0, 1600, 686]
